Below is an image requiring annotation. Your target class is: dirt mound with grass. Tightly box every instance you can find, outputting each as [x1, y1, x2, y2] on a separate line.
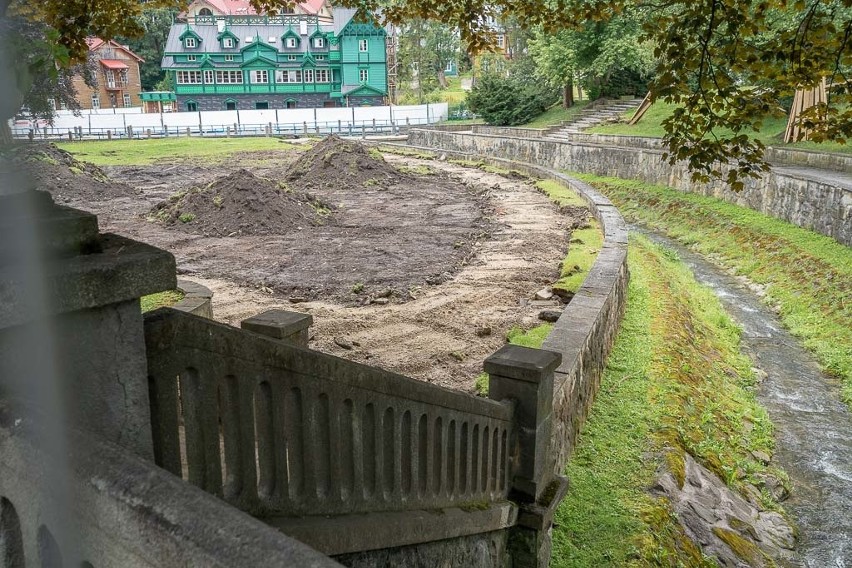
[286, 135, 401, 190]
[2, 143, 136, 204]
[152, 168, 331, 236]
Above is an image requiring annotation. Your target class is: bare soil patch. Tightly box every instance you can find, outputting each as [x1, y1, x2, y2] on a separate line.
[151, 168, 331, 237]
[37, 139, 586, 391]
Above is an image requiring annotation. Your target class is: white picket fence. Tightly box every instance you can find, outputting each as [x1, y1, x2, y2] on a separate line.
[11, 103, 448, 140]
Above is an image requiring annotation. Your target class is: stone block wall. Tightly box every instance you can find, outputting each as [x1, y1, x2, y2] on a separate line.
[409, 129, 852, 246]
[385, 141, 630, 471]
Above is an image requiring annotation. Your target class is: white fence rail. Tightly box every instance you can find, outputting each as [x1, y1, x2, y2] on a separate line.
[10, 104, 448, 141]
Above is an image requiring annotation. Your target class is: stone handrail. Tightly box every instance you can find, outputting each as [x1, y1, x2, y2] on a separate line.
[144, 308, 515, 520]
[0, 402, 339, 568]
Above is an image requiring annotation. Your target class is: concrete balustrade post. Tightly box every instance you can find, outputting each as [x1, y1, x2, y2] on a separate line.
[241, 309, 314, 348]
[485, 344, 567, 568]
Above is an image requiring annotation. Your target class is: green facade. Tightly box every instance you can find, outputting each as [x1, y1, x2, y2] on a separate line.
[163, 13, 388, 110]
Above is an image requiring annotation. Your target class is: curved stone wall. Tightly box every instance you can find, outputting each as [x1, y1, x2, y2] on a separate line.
[391, 142, 630, 471]
[409, 129, 852, 246]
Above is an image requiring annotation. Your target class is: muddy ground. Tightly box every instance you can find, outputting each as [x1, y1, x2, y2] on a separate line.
[42, 141, 586, 392]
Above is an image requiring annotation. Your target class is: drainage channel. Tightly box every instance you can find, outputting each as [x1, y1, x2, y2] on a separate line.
[632, 226, 852, 567]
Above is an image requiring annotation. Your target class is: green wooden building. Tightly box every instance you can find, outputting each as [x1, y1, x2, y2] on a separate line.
[162, 10, 388, 111]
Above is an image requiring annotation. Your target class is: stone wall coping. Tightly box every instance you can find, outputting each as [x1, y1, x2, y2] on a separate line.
[241, 309, 314, 339]
[265, 502, 518, 556]
[484, 344, 562, 383]
[0, 233, 176, 329]
[0, 403, 341, 567]
[174, 278, 214, 319]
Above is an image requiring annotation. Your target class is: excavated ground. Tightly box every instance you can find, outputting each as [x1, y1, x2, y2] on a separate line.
[33, 141, 582, 392]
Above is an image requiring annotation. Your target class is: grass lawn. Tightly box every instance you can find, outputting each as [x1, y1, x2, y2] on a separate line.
[540, 235, 782, 566]
[57, 136, 306, 166]
[589, 102, 852, 154]
[521, 101, 591, 129]
[574, 172, 852, 407]
[140, 290, 185, 313]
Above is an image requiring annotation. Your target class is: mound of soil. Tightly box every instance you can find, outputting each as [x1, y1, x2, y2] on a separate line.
[286, 135, 401, 190]
[153, 168, 330, 237]
[3, 143, 135, 203]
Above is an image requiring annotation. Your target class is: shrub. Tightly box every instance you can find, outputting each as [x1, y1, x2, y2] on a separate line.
[468, 74, 556, 126]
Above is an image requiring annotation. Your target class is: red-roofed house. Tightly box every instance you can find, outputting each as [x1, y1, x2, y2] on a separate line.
[184, 0, 333, 22]
[74, 39, 145, 110]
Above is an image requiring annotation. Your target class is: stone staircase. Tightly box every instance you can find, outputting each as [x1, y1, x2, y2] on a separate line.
[547, 98, 644, 139]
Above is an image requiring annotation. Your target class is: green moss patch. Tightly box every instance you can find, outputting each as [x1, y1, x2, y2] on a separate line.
[140, 290, 185, 313]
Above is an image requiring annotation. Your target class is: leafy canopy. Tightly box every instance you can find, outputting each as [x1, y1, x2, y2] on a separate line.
[3, 0, 850, 184]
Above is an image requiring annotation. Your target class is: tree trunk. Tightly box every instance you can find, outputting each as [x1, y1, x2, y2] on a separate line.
[563, 81, 574, 108]
[437, 69, 448, 89]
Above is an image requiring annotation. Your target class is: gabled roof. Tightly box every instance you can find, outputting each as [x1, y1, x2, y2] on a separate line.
[86, 37, 145, 62]
[179, 26, 203, 42]
[342, 83, 386, 96]
[217, 27, 240, 43]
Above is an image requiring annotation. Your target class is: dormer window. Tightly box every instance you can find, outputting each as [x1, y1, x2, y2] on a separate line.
[185, 37, 197, 49]
[223, 38, 234, 48]
[313, 37, 325, 49]
[286, 37, 298, 48]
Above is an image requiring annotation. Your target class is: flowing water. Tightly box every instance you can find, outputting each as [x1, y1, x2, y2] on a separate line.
[634, 227, 852, 567]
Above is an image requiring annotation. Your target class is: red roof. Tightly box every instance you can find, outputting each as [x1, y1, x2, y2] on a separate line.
[100, 59, 129, 69]
[299, 0, 327, 14]
[190, 0, 326, 15]
[199, 0, 259, 15]
[85, 38, 144, 62]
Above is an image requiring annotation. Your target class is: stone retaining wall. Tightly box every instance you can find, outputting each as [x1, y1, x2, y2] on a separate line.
[385, 142, 630, 470]
[410, 129, 852, 246]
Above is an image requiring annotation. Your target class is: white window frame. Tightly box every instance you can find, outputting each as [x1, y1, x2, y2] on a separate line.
[496, 35, 505, 49]
[312, 37, 325, 49]
[445, 61, 454, 72]
[223, 38, 234, 49]
[215, 70, 243, 84]
[123, 93, 131, 107]
[288, 54, 298, 61]
[203, 70, 215, 84]
[315, 69, 330, 83]
[176, 71, 203, 84]
[303, 69, 314, 83]
[275, 70, 303, 83]
[359, 39, 368, 52]
[91, 94, 100, 109]
[286, 37, 298, 48]
[187, 54, 197, 61]
[250, 70, 269, 84]
[359, 69, 368, 83]
[185, 37, 197, 49]
[225, 55, 234, 62]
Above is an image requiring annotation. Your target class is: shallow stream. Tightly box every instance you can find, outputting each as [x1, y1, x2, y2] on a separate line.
[634, 227, 852, 567]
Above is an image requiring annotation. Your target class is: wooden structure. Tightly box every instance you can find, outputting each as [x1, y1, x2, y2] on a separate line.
[628, 91, 652, 125]
[784, 78, 828, 143]
[73, 39, 145, 110]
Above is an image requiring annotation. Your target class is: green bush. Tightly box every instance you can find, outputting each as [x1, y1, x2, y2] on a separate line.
[468, 74, 556, 126]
